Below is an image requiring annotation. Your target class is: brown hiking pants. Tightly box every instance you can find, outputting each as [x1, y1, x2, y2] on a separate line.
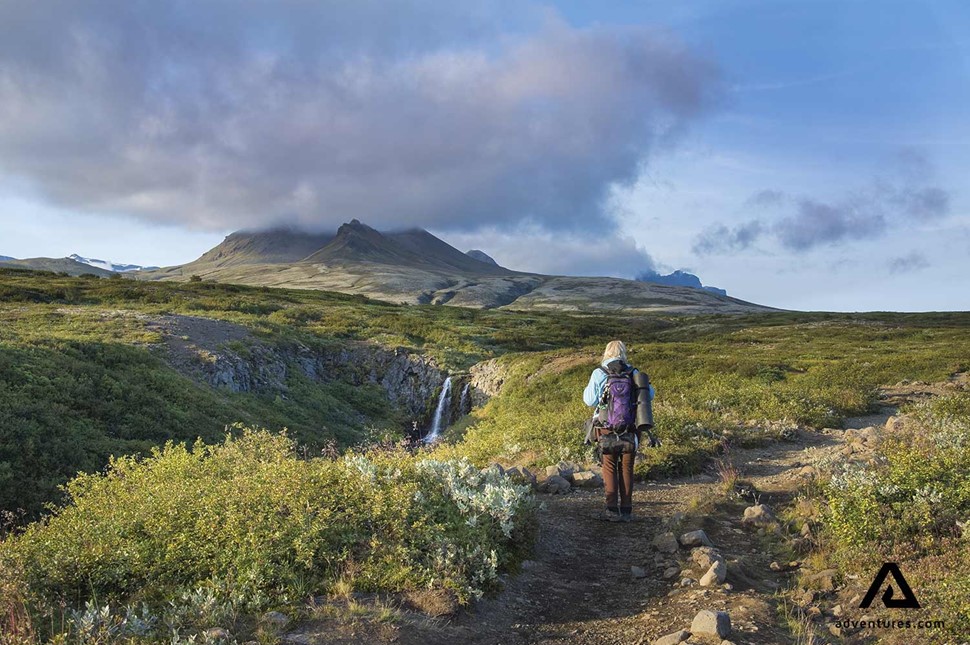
[601, 451, 635, 514]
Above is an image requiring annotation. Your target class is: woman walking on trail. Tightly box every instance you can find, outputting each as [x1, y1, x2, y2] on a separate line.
[583, 340, 656, 523]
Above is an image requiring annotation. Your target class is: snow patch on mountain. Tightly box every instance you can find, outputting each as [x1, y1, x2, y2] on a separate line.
[69, 254, 159, 273]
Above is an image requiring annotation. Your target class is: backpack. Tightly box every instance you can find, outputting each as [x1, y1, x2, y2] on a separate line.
[592, 360, 638, 455]
[598, 360, 636, 431]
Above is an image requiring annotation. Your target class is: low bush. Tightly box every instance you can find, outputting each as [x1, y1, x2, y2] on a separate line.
[819, 394, 970, 640]
[0, 428, 537, 642]
[823, 394, 970, 551]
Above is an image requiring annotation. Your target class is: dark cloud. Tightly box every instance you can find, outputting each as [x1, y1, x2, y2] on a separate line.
[0, 1, 721, 236]
[691, 219, 764, 255]
[774, 197, 886, 251]
[888, 252, 930, 274]
[694, 153, 951, 255]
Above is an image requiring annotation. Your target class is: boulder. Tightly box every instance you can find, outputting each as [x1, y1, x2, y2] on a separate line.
[690, 610, 731, 638]
[663, 566, 680, 580]
[652, 630, 691, 645]
[885, 416, 906, 432]
[552, 461, 580, 481]
[699, 560, 727, 586]
[539, 475, 571, 494]
[678, 529, 714, 548]
[572, 471, 603, 488]
[691, 546, 724, 571]
[742, 504, 775, 526]
[652, 531, 680, 554]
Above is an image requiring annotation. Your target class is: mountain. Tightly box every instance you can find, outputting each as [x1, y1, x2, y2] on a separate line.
[636, 269, 728, 296]
[466, 249, 499, 266]
[141, 221, 772, 314]
[185, 227, 336, 269]
[68, 254, 159, 273]
[0, 257, 115, 277]
[0, 255, 14, 262]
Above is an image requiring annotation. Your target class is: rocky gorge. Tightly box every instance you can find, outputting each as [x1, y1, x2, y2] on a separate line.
[147, 314, 506, 435]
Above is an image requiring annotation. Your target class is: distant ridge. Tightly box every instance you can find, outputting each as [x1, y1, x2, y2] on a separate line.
[636, 269, 727, 296]
[0, 257, 114, 277]
[139, 220, 772, 314]
[69, 254, 159, 273]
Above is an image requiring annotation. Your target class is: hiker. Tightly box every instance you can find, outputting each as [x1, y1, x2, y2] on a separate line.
[583, 340, 656, 522]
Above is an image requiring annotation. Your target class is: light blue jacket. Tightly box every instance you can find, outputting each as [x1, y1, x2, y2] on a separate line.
[583, 359, 655, 408]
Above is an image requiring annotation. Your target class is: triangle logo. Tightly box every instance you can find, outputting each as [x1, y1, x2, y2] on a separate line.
[859, 563, 920, 609]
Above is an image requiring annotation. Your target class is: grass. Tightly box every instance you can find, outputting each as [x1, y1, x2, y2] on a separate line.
[434, 322, 970, 478]
[2, 268, 970, 642]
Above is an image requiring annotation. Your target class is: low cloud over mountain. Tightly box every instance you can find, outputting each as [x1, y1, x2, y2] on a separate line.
[0, 1, 720, 250]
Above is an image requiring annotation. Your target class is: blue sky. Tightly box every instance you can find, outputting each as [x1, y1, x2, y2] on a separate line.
[0, 0, 967, 311]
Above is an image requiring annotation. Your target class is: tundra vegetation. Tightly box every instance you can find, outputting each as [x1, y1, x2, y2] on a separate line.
[0, 268, 968, 642]
[813, 393, 970, 640]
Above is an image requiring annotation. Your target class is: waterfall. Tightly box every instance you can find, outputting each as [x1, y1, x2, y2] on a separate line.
[458, 383, 470, 416]
[424, 376, 452, 443]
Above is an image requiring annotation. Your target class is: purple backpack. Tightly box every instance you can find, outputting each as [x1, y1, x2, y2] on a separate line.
[599, 360, 636, 430]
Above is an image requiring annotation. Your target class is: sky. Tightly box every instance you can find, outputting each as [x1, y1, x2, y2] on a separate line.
[0, 0, 967, 311]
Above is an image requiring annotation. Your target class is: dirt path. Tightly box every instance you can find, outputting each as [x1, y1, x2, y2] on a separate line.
[287, 431, 843, 645]
[286, 377, 968, 645]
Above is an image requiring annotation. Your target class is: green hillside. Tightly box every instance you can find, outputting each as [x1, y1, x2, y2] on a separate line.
[1, 267, 969, 642]
[2, 267, 969, 518]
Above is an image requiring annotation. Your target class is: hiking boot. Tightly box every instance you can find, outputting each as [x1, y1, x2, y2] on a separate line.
[597, 509, 622, 522]
[620, 513, 633, 523]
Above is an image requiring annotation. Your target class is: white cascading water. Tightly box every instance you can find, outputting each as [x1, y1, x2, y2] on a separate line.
[458, 382, 470, 416]
[424, 376, 452, 442]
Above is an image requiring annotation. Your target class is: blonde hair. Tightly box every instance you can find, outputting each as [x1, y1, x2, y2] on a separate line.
[602, 340, 627, 364]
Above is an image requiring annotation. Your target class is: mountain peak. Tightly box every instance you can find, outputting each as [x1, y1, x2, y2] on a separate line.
[465, 249, 498, 266]
[187, 228, 335, 268]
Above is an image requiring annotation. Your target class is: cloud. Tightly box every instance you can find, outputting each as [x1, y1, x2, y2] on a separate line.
[746, 189, 785, 207]
[0, 1, 721, 238]
[439, 225, 655, 278]
[774, 197, 886, 251]
[888, 252, 930, 274]
[691, 219, 764, 254]
[693, 152, 951, 255]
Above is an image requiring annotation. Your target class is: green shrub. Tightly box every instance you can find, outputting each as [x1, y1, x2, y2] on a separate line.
[0, 429, 536, 640]
[822, 394, 970, 552]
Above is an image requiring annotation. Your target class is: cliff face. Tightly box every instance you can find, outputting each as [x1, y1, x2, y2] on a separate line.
[148, 314, 509, 431]
[147, 315, 446, 426]
[201, 341, 448, 423]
